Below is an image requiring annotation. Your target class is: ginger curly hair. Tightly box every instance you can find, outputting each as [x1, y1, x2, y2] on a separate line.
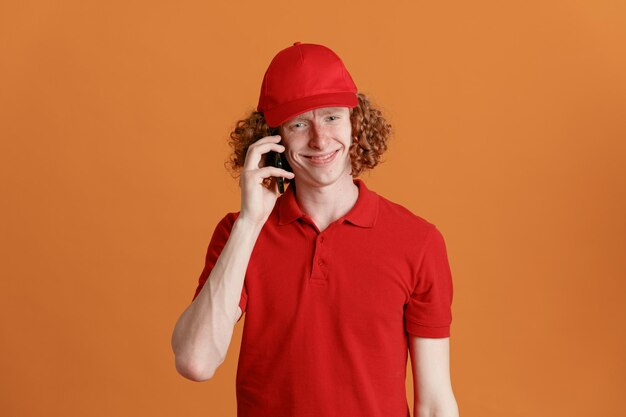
[226, 93, 392, 188]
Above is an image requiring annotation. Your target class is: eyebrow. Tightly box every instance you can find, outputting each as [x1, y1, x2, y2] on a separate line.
[319, 107, 343, 115]
[292, 108, 342, 122]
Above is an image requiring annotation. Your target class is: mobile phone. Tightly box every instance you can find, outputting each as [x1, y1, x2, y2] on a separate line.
[266, 127, 285, 194]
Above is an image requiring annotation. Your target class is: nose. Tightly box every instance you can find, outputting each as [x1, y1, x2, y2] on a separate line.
[308, 123, 330, 150]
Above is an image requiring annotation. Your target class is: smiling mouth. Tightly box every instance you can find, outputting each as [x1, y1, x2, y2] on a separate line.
[304, 150, 339, 164]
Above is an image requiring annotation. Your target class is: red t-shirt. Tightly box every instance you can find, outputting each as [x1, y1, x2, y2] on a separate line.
[193, 179, 453, 417]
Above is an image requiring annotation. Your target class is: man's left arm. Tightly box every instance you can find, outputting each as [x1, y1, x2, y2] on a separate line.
[409, 335, 459, 417]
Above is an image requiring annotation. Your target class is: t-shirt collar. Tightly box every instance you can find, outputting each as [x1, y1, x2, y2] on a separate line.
[278, 178, 379, 228]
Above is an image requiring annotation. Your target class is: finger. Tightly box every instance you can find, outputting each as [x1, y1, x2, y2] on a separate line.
[239, 166, 293, 186]
[254, 134, 282, 144]
[243, 142, 286, 170]
[243, 143, 285, 171]
[254, 166, 295, 181]
[247, 135, 282, 152]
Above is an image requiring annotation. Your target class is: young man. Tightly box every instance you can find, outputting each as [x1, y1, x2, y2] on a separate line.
[171, 42, 459, 417]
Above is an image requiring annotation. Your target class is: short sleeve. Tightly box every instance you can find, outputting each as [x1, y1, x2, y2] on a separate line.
[404, 226, 454, 338]
[192, 212, 248, 323]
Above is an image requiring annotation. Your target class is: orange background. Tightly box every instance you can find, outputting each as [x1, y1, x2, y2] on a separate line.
[1, 1, 625, 416]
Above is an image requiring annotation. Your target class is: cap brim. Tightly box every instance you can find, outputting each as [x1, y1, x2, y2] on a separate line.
[263, 92, 358, 127]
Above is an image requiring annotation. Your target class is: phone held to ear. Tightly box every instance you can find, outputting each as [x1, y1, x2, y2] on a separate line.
[266, 127, 285, 194]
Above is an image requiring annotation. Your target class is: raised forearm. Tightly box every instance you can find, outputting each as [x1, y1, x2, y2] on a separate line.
[171, 217, 263, 381]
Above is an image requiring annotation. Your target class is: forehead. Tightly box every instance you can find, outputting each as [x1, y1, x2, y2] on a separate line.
[289, 106, 349, 121]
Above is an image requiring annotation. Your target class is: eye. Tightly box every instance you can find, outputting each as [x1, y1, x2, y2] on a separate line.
[327, 115, 339, 121]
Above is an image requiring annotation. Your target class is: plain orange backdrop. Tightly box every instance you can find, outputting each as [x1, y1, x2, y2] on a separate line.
[1, 1, 625, 416]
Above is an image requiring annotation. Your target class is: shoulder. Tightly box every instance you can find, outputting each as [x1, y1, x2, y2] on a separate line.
[375, 192, 436, 235]
[218, 211, 240, 226]
[359, 189, 444, 257]
[210, 211, 241, 237]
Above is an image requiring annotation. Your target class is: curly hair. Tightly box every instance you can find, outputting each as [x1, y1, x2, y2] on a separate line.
[226, 93, 392, 188]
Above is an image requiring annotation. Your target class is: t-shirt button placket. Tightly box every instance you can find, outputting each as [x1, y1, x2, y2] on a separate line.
[311, 234, 328, 283]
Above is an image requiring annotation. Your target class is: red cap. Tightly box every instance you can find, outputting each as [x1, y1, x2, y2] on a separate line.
[257, 42, 358, 127]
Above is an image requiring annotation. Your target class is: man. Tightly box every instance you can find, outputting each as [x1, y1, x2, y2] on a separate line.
[171, 42, 459, 417]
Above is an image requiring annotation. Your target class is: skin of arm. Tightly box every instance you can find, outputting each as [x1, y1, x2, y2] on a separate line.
[409, 336, 460, 417]
[171, 135, 294, 381]
[170, 217, 262, 381]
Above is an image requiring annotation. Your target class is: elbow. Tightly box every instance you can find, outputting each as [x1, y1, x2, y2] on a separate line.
[416, 408, 459, 417]
[416, 393, 459, 417]
[174, 355, 223, 382]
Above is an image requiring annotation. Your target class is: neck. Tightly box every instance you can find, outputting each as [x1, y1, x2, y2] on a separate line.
[293, 176, 359, 232]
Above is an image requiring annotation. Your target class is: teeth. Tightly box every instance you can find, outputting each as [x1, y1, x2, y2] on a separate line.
[309, 151, 336, 162]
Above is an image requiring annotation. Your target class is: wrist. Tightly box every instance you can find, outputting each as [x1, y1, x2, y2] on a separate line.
[234, 215, 266, 235]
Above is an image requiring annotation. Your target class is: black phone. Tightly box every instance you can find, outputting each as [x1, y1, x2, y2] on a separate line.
[266, 127, 285, 194]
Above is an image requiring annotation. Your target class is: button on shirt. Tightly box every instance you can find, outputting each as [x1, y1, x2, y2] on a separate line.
[193, 179, 454, 417]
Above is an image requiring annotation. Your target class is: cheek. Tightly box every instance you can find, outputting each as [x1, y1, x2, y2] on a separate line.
[341, 122, 353, 141]
[285, 149, 300, 167]
[282, 137, 303, 159]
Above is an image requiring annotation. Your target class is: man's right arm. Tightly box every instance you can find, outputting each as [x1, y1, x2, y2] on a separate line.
[170, 134, 294, 382]
[170, 216, 262, 381]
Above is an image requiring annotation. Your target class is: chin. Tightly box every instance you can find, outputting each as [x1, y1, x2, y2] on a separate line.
[299, 172, 353, 188]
